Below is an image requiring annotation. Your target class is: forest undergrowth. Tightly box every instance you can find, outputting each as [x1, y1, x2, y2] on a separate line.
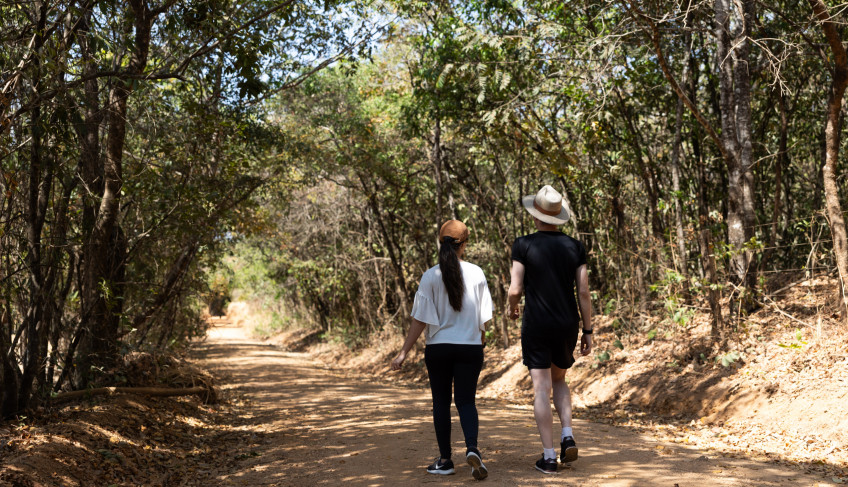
[261, 273, 848, 484]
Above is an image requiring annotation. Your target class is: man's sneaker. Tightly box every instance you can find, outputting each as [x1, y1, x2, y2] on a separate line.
[426, 457, 455, 475]
[560, 436, 578, 464]
[535, 455, 557, 474]
[466, 449, 488, 480]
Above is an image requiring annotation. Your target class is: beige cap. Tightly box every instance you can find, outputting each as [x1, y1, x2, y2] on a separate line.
[439, 220, 469, 243]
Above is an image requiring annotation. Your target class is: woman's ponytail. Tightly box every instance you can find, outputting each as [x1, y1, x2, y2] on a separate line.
[439, 236, 465, 312]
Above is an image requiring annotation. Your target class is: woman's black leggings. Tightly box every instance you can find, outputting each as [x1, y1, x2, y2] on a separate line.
[424, 343, 484, 459]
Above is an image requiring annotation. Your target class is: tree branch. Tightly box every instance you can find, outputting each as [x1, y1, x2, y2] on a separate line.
[621, 0, 729, 162]
[52, 386, 214, 403]
[808, 0, 848, 68]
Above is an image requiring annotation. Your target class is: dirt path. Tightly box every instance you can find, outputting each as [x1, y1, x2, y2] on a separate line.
[194, 322, 833, 487]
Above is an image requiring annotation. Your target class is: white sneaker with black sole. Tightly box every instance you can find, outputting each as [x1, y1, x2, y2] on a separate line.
[426, 457, 455, 475]
[466, 449, 488, 480]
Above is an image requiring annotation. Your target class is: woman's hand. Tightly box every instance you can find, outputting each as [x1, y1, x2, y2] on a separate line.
[391, 320, 426, 371]
[391, 350, 407, 370]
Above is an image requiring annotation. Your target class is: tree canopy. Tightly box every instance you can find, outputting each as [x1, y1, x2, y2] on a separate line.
[3, 0, 848, 418]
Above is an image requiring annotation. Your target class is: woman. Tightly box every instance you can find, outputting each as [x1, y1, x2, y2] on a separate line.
[391, 220, 493, 481]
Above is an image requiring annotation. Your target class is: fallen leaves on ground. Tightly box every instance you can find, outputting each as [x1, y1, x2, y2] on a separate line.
[0, 388, 260, 486]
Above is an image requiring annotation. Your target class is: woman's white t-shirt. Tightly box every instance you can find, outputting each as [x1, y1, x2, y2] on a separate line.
[410, 261, 493, 345]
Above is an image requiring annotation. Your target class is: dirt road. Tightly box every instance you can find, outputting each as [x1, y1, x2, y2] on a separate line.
[195, 323, 832, 486]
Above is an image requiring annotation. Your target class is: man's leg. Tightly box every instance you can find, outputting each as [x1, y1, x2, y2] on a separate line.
[552, 364, 579, 463]
[551, 364, 572, 431]
[529, 367, 554, 450]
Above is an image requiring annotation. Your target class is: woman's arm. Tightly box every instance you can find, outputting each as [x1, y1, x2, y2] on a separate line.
[391, 318, 427, 370]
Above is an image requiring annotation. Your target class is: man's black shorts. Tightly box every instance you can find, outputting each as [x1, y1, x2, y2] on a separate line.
[521, 331, 577, 370]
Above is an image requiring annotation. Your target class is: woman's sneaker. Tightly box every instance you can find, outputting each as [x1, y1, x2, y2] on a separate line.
[561, 436, 578, 464]
[466, 448, 488, 480]
[534, 455, 557, 474]
[426, 457, 455, 475]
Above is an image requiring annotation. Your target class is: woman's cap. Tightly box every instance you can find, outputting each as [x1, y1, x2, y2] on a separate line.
[521, 185, 570, 225]
[439, 220, 469, 244]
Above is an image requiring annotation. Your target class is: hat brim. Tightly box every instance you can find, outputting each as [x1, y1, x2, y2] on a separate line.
[522, 195, 570, 225]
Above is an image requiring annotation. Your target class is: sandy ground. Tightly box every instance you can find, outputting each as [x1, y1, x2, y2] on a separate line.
[195, 321, 836, 487]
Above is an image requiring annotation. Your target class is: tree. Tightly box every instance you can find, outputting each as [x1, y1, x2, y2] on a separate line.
[807, 0, 848, 322]
[0, 0, 380, 417]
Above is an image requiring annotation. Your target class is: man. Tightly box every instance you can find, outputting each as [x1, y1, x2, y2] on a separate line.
[508, 184, 593, 474]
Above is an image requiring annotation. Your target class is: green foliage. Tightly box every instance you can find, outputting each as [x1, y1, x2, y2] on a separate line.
[603, 298, 618, 315]
[777, 329, 808, 350]
[650, 270, 695, 327]
[716, 350, 742, 368]
[667, 301, 695, 327]
[593, 349, 612, 368]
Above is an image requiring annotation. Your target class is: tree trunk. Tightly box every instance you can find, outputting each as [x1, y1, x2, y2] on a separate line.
[431, 116, 444, 240]
[358, 175, 410, 318]
[0, 307, 18, 418]
[808, 0, 848, 321]
[132, 244, 198, 345]
[624, 0, 757, 309]
[19, 0, 50, 412]
[71, 5, 103, 388]
[52, 386, 213, 404]
[715, 0, 757, 299]
[671, 95, 687, 278]
[699, 164, 725, 344]
[687, 43, 724, 341]
[764, 89, 788, 269]
[615, 92, 663, 242]
[78, 0, 153, 385]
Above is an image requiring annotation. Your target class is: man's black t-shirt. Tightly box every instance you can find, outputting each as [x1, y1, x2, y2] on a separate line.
[511, 231, 587, 338]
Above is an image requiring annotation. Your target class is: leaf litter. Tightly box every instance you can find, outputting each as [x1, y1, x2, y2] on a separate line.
[0, 361, 260, 487]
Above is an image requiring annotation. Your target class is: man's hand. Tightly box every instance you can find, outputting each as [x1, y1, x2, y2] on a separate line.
[507, 260, 524, 320]
[390, 350, 407, 370]
[575, 265, 592, 357]
[580, 334, 593, 356]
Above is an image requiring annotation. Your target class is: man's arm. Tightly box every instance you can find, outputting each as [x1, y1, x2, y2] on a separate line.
[576, 264, 593, 355]
[507, 260, 525, 320]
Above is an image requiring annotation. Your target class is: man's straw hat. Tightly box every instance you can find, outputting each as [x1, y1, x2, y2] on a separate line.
[521, 185, 570, 225]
